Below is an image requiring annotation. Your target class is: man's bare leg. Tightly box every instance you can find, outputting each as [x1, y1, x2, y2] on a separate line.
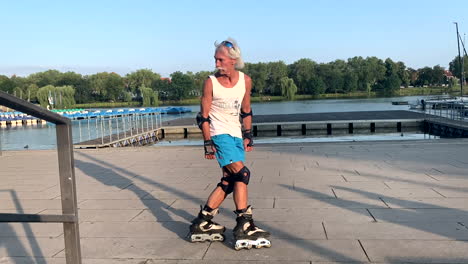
[225, 161, 248, 210]
[206, 168, 230, 209]
[189, 169, 228, 242]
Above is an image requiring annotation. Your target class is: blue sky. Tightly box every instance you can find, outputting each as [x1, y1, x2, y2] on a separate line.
[1, 0, 467, 77]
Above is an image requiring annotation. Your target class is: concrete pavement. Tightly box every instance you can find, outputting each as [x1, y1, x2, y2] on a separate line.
[1, 139, 468, 263]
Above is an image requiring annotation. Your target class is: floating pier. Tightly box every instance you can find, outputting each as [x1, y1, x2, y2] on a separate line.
[160, 110, 428, 139]
[74, 128, 161, 148]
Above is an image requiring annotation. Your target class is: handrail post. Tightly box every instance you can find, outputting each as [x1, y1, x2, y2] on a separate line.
[56, 123, 82, 264]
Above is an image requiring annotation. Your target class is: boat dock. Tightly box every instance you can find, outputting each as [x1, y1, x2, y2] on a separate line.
[74, 110, 468, 148]
[161, 110, 428, 139]
[74, 128, 160, 148]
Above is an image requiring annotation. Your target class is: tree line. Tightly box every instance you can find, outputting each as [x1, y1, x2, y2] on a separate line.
[0, 55, 466, 108]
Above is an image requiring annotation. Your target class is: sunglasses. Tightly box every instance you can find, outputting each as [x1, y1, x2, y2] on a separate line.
[222, 41, 234, 49]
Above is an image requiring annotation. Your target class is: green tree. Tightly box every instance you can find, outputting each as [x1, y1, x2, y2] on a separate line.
[266, 61, 288, 95]
[125, 69, 161, 94]
[343, 70, 358, 93]
[36, 85, 75, 109]
[244, 62, 268, 95]
[152, 78, 171, 100]
[26, 84, 39, 102]
[88, 72, 124, 101]
[170, 71, 194, 100]
[88, 72, 109, 100]
[396, 61, 410, 87]
[432, 65, 446, 86]
[193, 71, 212, 97]
[288, 58, 316, 94]
[0, 75, 15, 93]
[374, 73, 401, 95]
[28, 70, 62, 87]
[106, 73, 125, 101]
[307, 76, 326, 95]
[280, 77, 298, 100]
[56, 71, 91, 103]
[449, 55, 468, 83]
[141, 86, 159, 106]
[416, 67, 433, 86]
[317, 63, 344, 94]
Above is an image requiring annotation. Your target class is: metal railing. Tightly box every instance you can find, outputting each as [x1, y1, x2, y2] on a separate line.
[75, 112, 162, 144]
[0, 91, 81, 263]
[424, 101, 468, 126]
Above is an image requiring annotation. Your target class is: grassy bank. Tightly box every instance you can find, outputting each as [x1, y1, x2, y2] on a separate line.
[73, 86, 463, 109]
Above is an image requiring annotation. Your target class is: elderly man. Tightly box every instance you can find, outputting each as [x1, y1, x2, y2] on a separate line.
[189, 38, 271, 250]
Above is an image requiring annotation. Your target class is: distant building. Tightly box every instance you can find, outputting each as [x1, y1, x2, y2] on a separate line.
[444, 70, 454, 79]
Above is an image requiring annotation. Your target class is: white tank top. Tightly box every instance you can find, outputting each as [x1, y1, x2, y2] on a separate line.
[209, 72, 246, 138]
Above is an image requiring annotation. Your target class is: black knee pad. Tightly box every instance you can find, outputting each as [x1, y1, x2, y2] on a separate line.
[217, 168, 235, 195]
[231, 166, 250, 185]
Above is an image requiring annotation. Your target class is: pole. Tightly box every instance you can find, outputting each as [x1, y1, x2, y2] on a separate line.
[455, 22, 463, 97]
[109, 118, 112, 142]
[116, 116, 120, 140]
[78, 121, 82, 143]
[100, 117, 104, 145]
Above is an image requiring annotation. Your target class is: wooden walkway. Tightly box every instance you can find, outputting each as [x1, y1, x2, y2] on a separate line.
[74, 128, 160, 149]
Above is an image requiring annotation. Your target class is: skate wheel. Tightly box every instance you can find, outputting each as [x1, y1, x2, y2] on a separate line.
[212, 234, 225, 242]
[235, 240, 251, 250]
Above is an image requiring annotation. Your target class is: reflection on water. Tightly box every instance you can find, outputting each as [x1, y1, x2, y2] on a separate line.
[0, 95, 438, 150]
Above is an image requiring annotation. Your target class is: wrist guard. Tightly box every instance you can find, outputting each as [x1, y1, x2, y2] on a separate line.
[204, 140, 215, 155]
[243, 129, 253, 147]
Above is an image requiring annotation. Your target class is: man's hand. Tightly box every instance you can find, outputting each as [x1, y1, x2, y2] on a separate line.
[204, 140, 216, 159]
[243, 129, 254, 152]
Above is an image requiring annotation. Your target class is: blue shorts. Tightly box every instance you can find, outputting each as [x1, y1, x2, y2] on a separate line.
[211, 134, 245, 168]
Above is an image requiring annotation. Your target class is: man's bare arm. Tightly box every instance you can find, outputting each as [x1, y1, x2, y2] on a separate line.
[200, 78, 213, 141]
[241, 74, 252, 131]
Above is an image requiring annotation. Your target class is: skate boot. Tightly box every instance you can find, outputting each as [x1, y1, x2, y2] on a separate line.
[189, 206, 225, 242]
[233, 205, 271, 250]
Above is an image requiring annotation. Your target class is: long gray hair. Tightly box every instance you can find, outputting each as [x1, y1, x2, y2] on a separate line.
[214, 37, 245, 70]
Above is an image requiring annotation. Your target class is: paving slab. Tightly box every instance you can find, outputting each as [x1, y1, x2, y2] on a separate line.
[0, 237, 64, 258]
[2, 139, 468, 262]
[204, 239, 368, 262]
[325, 221, 468, 240]
[56, 238, 209, 259]
[369, 208, 468, 222]
[380, 197, 468, 209]
[360, 240, 468, 263]
[274, 197, 389, 209]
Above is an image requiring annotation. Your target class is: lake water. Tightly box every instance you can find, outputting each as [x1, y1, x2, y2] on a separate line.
[0, 95, 437, 150]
